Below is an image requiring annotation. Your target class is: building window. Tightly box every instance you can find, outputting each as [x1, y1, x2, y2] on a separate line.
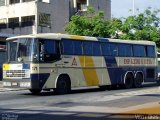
[23, 0, 34, 2]
[21, 15, 35, 27]
[9, 0, 20, 4]
[39, 13, 51, 27]
[8, 17, 19, 28]
[0, 0, 5, 6]
[39, 0, 50, 3]
[42, 0, 50, 3]
[0, 18, 7, 29]
[77, 0, 87, 11]
[0, 41, 6, 52]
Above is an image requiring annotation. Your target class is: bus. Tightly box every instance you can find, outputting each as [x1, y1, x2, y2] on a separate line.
[2, 33, 159, 94]
[157, 52, 160, 80]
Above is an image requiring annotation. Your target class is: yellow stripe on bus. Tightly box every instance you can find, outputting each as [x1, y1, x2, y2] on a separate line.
[79, 56, 99, 86]
[70, 35, 85, 40]
[70, 35, 99, 86]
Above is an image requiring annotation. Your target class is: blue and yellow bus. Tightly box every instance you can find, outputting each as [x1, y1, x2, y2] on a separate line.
[2, 33, 159, 94]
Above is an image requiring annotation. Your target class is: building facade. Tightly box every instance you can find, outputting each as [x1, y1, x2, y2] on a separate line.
[0, 0, 111, 35]
[0, 33, 14, 80]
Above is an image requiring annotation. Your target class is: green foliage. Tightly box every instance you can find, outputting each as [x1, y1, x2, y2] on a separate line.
[65, 7, 160, 48]
[65, 6, 110, 38]
[119, 8, 160, 48]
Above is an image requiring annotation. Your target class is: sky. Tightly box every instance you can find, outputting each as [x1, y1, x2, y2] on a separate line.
[111, 0, 160, 18]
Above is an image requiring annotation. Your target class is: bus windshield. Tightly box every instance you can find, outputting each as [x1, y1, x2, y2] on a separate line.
[8, 38, 38, 62]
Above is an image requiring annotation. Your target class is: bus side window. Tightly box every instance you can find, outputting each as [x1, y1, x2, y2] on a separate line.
[146, 46, 155, 57]
[110, 43, 118, 56]
[39, 40, 60, 62]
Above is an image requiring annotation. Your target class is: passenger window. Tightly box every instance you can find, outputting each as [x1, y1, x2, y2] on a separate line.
[39, 39, 60, 62]
[110, 44, 118, 56]
[146, 46, 155, 57]
[118, 44, 132, 57]
[83, 41, 92, 55]
[101, 43, 110, 56]
[62, 40, 73, 55]
[133, 45, 145, 57]
[93, 42, 101, 56]
[73, 41, 82, 55]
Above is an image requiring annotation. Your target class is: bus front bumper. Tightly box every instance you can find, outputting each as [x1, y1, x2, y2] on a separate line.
[2, 79, 31, 88]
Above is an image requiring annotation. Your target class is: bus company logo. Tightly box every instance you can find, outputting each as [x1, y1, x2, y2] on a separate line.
[124, 58, 153, 65]
[72, 58, 77, 66]
[32, 66, 38, 71]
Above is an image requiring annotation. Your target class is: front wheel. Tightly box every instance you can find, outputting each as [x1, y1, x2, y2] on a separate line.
[55, 76, 71, 95]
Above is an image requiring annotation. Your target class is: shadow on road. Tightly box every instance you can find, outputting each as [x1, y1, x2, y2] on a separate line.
[22, 82, 159, 97]
[0, 108, 144, 120]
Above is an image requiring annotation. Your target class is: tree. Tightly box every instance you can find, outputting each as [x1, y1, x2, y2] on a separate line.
[65, 7, 111, 38]
[119, 8, 160, 47]
[65, 7, 160, 48]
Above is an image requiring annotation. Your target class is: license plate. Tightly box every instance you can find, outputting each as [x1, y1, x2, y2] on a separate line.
[12, 82, 18, 86]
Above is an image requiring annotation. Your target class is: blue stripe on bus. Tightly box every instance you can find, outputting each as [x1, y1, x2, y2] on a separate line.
[23, 64, 30, 69]
[104, 57, 118, 84]
[104, 57, 117, 68]
[31, 73, 50, 89]
[104, 57, 129, 85]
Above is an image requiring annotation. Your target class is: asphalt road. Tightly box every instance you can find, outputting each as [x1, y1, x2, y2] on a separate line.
[0, 83, 160, 120]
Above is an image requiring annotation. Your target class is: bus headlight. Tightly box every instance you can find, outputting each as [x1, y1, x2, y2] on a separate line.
[20, 82, 31, 88]
[3, 82, 11, 87]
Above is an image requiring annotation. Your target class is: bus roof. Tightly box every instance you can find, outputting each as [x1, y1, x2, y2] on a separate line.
[6, 33, 156, 46]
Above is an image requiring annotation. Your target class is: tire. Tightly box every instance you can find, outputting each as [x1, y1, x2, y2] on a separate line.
[29, 89, 41, 95]
[134, 73, 143, 88]
[124, 73, 134, 89]
[55, 76, 71, 95]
